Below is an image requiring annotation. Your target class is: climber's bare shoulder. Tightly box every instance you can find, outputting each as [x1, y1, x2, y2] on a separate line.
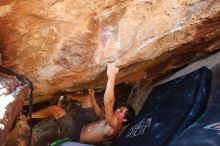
[80, 118, 120, 144]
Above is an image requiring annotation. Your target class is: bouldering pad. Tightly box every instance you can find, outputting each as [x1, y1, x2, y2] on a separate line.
[113, 67, 212, 146]
[168, 82, 220, 146]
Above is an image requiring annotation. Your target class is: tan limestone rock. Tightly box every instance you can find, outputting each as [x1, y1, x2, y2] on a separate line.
[0, 0, 220, 103]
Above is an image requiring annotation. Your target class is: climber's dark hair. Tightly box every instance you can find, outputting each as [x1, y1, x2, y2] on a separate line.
[114, 103, 135, 126]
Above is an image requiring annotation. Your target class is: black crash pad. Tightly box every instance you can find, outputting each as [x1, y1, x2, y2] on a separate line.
[168, 82, 220, 146]
[113, 67, 211, 146]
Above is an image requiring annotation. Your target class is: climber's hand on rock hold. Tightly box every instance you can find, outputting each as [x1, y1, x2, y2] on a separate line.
[107, 62, 119, 78]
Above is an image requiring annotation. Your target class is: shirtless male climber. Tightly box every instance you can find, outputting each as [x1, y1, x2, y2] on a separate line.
[32, 63, 135, 144]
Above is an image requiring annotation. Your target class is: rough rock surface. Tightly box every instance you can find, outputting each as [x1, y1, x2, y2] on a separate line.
[5, 115, 36, 146]
[0, 73, 29, 146]
[0, 0, 220, 103]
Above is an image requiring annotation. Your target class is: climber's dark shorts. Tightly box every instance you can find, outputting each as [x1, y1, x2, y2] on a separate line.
[57, 108, 97, 141]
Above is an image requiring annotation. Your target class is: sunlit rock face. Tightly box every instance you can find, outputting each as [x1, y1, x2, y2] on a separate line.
[0, 73, 29, 145]
[0, 0, 220, 103]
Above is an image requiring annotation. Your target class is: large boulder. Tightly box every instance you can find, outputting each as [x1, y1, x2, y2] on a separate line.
[0, 0, 220, 103]
[0, 73, 29, 146]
